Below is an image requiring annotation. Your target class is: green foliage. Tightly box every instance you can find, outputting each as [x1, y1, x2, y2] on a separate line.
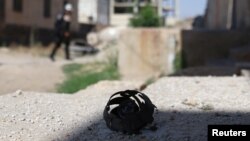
[130, 5, 162, 27]
[174, 51, 183, 72]
[58, 62, 120, 94]
[144, 77, 156, 87]
[62, 63, 83, 75]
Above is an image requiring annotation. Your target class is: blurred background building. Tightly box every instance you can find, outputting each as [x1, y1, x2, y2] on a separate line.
[162, 0, 179, 26]
[0, 0, 181, 29]
[0, 0, 79, 30]
[0, 0, 182, 45]
[78, 0, 180, 27]
[3, 0, 250, 46]
[0, 0, 79, 45]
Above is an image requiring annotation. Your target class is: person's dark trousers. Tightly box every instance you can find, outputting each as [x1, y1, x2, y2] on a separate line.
[64, 37, 70, 60]
[50, 37, 71, 61]
[50, 38, 62, 61]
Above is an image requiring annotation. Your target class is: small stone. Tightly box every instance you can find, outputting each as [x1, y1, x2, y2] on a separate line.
[15, 90, 23, 95]
[182, 99, 198, 107]
[87, 127, 92, 131]
[56, 118, 62, 122]
[20, 118, 26, 121]
[200, 104, 214, 111]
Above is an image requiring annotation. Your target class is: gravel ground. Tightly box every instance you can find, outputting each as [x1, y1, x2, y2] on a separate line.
[0, 77, 250, 141]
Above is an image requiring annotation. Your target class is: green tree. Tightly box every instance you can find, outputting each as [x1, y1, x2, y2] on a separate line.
[129, 5, 162, 27]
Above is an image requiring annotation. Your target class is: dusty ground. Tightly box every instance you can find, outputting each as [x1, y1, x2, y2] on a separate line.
[0, 48, 65, 95]
[0, 77, 249, 141]
[0, 45, 118, 95]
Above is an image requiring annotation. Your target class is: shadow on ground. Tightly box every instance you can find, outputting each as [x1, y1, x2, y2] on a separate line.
[56, 111, 250, 141]
[170, 66, 237, 77]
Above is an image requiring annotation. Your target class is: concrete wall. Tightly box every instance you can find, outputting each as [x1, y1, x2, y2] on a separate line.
[118, 28, 181, 81]
[235, 0, 250, 29]
[205, 0, 250, 29]
[182, 30, 250, 67]
[205, 0, 230, 29]
[4, 0, 79, 31]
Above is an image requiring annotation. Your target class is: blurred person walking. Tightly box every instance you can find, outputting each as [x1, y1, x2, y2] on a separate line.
[50, 3, 73, 61]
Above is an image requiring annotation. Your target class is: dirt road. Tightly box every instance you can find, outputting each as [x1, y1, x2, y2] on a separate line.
[0, 48, 64, 95]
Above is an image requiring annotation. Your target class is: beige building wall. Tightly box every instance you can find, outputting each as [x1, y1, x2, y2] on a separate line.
[110, 0, 163, 26]
[78, 0, 97, 24]
[109, 0, 133, 26]
[4, 0, 79, 31]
